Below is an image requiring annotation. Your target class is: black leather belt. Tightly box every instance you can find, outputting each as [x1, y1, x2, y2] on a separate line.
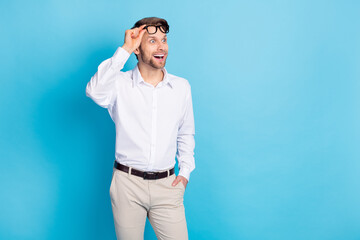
[114, 161, 175, 180]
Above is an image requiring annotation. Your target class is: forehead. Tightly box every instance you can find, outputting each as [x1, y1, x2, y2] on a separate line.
[146, 32, 167, 39]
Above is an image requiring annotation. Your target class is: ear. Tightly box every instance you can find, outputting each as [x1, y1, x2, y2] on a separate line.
[134, 47, 140, 55]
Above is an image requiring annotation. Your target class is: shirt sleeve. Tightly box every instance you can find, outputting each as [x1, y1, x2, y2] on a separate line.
[86, 47, 130, 108]
[177, 83, 195, 181]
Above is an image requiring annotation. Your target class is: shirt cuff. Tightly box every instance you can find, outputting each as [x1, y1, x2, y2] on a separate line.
[178, 167, 191, 182]
[111, 46, 131, 69]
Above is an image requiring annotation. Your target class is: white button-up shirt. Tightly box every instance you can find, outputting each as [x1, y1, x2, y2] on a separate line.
[86, 47, 195, 180]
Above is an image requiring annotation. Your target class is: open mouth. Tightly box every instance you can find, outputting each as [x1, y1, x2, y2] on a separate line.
[153, 54, 165, 61]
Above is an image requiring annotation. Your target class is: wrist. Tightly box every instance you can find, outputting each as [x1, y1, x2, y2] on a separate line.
[121, 44, 134, 55]
[178, 167, 190, 182]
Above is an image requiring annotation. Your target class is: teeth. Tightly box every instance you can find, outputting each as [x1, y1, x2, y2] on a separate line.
[154, 54, 164, 57]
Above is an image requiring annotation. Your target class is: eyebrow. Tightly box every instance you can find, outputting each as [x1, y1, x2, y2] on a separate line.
[147, 35, 167, 39]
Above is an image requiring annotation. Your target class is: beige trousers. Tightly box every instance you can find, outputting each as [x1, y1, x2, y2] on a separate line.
[109, 167, 188, 240]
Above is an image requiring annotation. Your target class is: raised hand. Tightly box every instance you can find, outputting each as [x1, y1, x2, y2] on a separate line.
[122, 24, 147, 54]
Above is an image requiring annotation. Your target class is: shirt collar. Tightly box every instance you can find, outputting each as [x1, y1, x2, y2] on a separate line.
[132, 63, 173, 89]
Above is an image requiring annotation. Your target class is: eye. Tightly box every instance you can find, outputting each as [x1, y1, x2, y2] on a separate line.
[162, 38, 167, 43]
[150, 39, 155, 43]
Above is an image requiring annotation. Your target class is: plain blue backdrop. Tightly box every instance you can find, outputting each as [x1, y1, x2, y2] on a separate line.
[1, 0, 359, 239]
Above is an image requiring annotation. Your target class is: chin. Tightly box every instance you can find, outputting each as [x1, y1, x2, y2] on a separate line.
[150, 61, 166, 69]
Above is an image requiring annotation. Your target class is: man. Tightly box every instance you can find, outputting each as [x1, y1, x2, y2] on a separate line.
[86, 17, 195, 240]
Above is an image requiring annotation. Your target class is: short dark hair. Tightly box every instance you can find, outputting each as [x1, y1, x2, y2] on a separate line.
[131, 17, 169, 60]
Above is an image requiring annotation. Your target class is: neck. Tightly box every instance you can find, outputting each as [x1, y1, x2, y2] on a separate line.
[137, 62, 164, 86]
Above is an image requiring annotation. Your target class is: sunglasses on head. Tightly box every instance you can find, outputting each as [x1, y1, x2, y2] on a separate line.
[144, 24, 169, 35]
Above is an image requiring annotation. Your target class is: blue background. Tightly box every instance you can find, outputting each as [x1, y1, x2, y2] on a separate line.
[1, 0, 360, 239]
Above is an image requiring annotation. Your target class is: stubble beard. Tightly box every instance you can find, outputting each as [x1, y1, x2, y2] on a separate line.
[139, 46, 167, 69]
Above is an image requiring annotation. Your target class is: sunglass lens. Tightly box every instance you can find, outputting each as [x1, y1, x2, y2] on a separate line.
[147, 26, 157, 34]
[159, 25, 168, 33]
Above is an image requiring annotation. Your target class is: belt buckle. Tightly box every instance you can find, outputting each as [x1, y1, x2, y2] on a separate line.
[143, 171, 158, 180]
